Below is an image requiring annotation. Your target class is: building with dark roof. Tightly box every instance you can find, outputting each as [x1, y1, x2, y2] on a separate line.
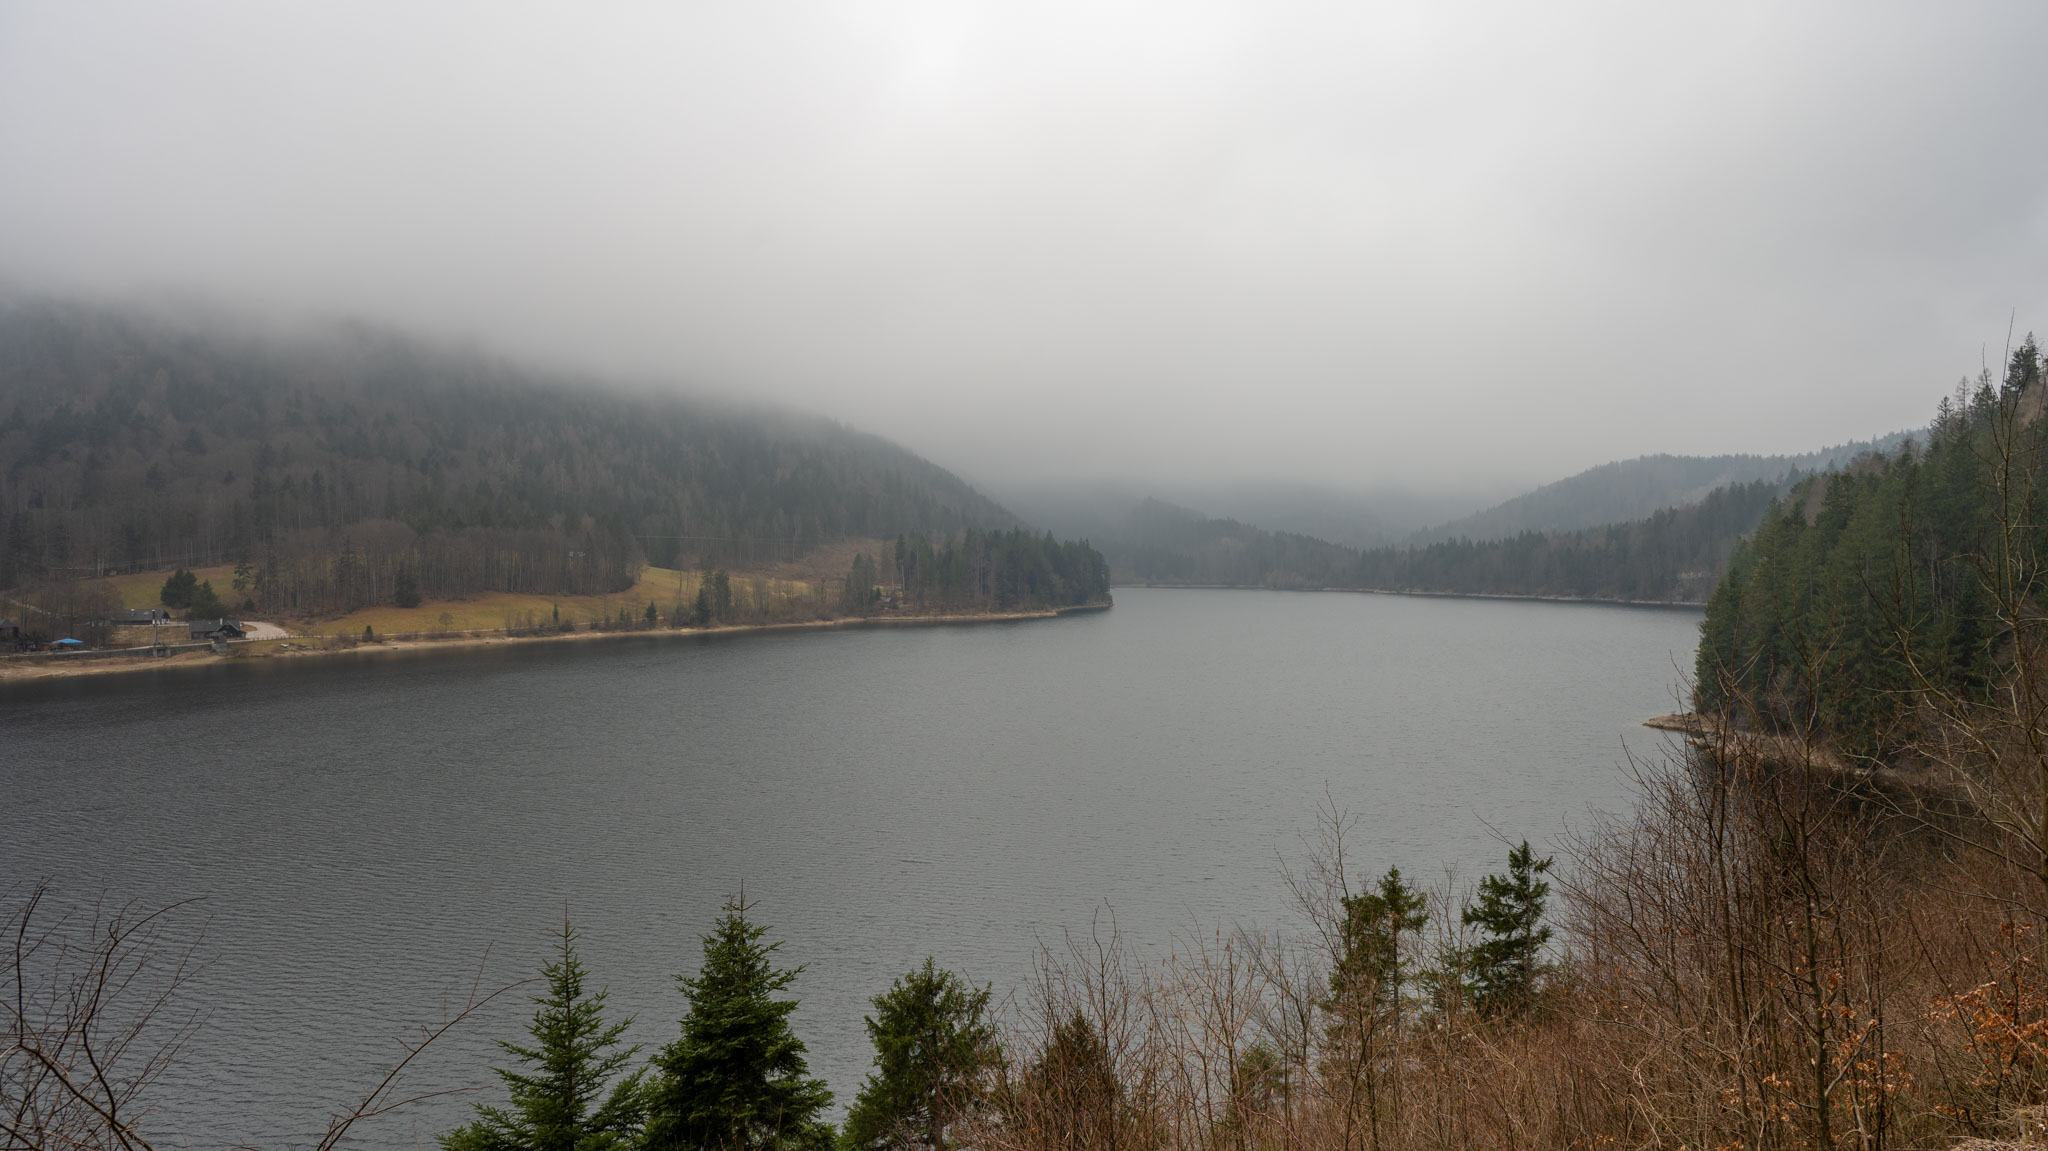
[187, 619, 246, 640]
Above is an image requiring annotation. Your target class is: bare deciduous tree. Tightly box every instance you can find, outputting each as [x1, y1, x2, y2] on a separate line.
[2, 882, 529, 1151]
[2, 882, 202, 1151]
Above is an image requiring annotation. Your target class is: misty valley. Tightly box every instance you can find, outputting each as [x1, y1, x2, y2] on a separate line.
[5, 0, 2048, 1132]
[8, 294, 2048, 1151]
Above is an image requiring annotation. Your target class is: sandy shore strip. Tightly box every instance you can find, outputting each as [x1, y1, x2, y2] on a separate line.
[0, 601, 1111, 686]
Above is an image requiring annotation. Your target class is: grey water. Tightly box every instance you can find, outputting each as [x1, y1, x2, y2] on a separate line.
[0, 587, 1698, 1147]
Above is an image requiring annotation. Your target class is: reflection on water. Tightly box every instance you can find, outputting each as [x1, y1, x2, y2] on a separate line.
[0, 588, 1697, 1147]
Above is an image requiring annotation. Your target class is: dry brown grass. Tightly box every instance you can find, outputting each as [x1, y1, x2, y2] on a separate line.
[959, 716, 2048, 1151]
[64, 561, 851, 637]
[90, 564, 238, 610]
[306, 567, 711, 636]
[750, 537, 892, 585]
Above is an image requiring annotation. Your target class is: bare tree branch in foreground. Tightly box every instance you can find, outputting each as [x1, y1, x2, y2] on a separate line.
[2, 882, 204, 1151]
[3, 882, 532, 1151]
[289, 950, 532, 1151]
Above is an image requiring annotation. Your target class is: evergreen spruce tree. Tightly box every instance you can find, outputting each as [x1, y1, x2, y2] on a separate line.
[1329, 866, 1428, 1022]
[188, 579, 227, 619]
[841, 958, 998, 1151]
[2003, 331, 2041, 397]
[1461, 841, 1554, 1017]
[159, 568, 198, 610]
[711, 572, 734, 621]
[643, 896, 834, 1151]
[1004, 1013, 1121, 1151]
[441, 918, 646, 1151]
[843, 554, 879, 616]
[1322, 867, 1427, 1150]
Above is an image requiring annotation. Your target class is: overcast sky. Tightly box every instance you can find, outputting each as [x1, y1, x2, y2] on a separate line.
[2, 3, 2044, 494]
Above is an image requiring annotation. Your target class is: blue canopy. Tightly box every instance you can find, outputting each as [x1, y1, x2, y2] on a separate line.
[52, 638, 85, 648]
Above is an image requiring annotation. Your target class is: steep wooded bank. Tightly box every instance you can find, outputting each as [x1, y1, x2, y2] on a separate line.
[1107, 476, 1788, 602]
[0, 300, 1038, 617]
[1698, 335, 2046, 760]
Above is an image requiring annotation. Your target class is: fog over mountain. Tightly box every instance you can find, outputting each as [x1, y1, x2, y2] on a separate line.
[2, 3, 2044, 500]
[1005, 430, 1920, 552]
[1411, 435, 1920, 545]
[1002, 480, 1498, 551]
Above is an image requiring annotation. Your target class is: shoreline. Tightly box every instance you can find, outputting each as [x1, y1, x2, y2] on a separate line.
[1116, 582, 1706, 610]
[0, 600, 1113, 687]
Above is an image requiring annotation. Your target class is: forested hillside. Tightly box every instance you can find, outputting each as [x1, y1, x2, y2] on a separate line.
[1058, 431, 1921, 602]
[865, 529, 1110, 613]
[1006, 479, 1480, 550]
[1103, 479, 1790, 602]
[1110, 498, 1364, 586]
[1697, 336, 2045, 759]
[0, 300, 1022, 616]
[1355, 477, 1787, 601]
[1415, 436, 1912, 545]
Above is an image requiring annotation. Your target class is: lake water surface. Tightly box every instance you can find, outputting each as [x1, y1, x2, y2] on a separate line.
[1, 588, 1699, 1147]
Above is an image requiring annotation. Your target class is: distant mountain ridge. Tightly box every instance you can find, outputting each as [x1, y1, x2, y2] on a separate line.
[1004, 438, 1919, 561]
[1412, 436, 1916, 544]
[1017, 434, 1921, 601]
[1084, 479, 1788, 603]
[999, 479, 1476, 551]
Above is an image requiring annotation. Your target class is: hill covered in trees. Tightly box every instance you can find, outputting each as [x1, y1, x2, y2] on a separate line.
[1005, 479, 1481, 550]
[875, 529, 1109, 614]
[1011, 440, 1914, 561]
[1033, 435, 1920, 603]
[1355, 476, 1789, 601]
[1412, 437, 1913, 545]
[1095, 477, 1794, 603]
[0, 299, 1041, 618]
[1106, 498, 1366, 587]
[1697, 336, 2045, 760]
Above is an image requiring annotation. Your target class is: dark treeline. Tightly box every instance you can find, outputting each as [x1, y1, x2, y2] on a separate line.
[1352, 476, 1788, 602]
[0, 300, 1017, 614]
[849, 530, 1111, 614]
[1110, 478, 1788, 603]
[1698, 334, 2046, 760]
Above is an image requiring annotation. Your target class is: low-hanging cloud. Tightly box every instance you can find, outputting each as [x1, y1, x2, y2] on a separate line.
[2, 1, 2044, 494]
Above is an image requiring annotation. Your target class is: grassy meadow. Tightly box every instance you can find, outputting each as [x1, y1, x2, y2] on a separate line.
[98, 565, 239, 611]
[305, 566, 833, 636]
[83, 560, 858, 638]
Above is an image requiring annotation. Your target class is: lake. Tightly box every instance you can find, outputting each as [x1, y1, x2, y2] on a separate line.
[0, 587, 1699, 1147]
